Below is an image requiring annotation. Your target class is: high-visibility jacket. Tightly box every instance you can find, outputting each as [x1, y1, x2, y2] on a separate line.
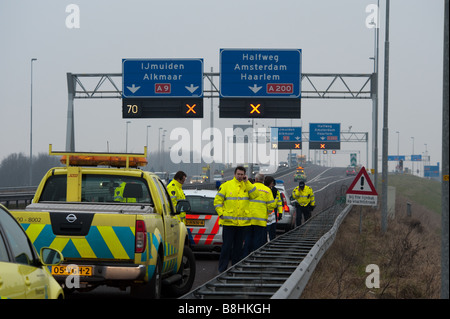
[267, 190, 283, 226]
[249, 182, 277, 227]
[292, 185, 315, 207]
[114, 182, 136, 203]
[167, 179, 186, 222]
[214, 177, 258, 227]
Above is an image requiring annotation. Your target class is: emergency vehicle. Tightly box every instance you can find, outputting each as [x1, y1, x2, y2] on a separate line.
[294, 166, 307, 182]
[183, 189, 222, 252]
[10, 145, 195, 298]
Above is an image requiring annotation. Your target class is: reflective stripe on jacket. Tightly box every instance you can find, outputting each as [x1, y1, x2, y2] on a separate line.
[292, 185, 315, 206]
[214, 177, 258, 227]
[267, 190, 282, 225]
[249, 182, 277, 227]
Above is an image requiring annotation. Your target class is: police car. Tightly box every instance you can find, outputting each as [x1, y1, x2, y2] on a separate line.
[183, 189, 222, 253]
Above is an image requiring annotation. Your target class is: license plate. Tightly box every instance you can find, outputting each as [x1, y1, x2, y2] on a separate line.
[185, 219, 205, 227]
[51, 265, 93, 276]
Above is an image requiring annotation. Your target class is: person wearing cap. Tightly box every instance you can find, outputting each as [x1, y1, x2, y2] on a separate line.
[292, 180, 315, 227]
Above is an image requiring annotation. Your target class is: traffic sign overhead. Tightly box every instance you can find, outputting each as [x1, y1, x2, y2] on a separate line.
[309, 123, 340, 142]
[309, 123, 340, 150]
[122, 58, 203, 98]
[220, 49, 302, 98]
[271, 127, 302, 150]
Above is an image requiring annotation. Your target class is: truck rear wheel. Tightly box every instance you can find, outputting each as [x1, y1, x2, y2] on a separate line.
[131, 256, 162, 299]
[164, 245, 196, 297]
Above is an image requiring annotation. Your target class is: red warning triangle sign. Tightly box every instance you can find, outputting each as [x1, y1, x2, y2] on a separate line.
[346, 167, 378, 195]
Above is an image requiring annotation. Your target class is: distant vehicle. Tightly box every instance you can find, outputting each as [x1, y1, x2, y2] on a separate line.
[190, 175, 204, 184]
[294, 167, 307, 182]
[213, 174, 223, 181]
[0, 204, 64, 299]
[251, 164, 260, 177]
[278, 161, 288, 168]
[184, 190, 222, 253]
[346, 166, 357, 176]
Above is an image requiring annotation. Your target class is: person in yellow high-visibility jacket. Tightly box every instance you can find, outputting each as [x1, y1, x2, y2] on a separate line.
[214, 166, 258, 272]
[114, 182, 136, 203]
[167, 171, 187, 223]
[292, 180, 315, 226]
[243, 173, 277, 256]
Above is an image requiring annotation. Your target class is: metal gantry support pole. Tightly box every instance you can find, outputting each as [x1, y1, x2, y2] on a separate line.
[441, 0, 449, 300]
[381, 0, 390, 233]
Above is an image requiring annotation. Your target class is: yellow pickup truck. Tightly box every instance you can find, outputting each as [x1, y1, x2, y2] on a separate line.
[10, 146, 195, 298]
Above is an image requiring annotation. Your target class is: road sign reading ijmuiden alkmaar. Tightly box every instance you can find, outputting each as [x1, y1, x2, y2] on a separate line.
[122, 58, 203, 98]
[220, 49, 302, 98]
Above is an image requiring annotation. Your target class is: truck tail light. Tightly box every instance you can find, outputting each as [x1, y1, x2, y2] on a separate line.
[135, 220, 147, 253]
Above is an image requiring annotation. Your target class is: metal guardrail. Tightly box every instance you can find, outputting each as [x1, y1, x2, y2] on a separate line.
[0, 187, 36, 208]
[272, 204, 352, 298]
[180, 202, 351, 299]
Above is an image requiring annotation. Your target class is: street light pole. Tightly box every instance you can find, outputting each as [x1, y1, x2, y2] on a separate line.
[30, 58, 37, 186]
[381, 0, 390, 233]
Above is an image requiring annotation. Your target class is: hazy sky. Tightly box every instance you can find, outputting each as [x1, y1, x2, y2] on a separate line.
[0, 0, 445, 174]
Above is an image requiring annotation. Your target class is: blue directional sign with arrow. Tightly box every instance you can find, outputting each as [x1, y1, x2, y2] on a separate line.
[271, 127, 302, 150]
[220, 49, 301, 98]
[309, 123, 341, 150]
[122, 58, 203, 98]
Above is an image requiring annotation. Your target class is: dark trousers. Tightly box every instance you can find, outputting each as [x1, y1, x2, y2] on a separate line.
[267, 223, 277, 241]
[243, 225, 267, 257]
[219, 225, 247, 272]
[295, 204, 311, 227]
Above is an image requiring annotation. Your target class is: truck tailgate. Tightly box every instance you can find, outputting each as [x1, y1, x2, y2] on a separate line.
[13, 210, 137, 261]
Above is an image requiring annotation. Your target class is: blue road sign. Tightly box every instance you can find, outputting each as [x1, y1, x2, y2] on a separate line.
[424, 164, 440, 178]
[220, 49, 301, 98]
[411, 154, 422, 162]
[271, 127, 302, 149]
[388, 155, 406, 161]
[122, 58, 203, 98]
[309, 123, 340, 142]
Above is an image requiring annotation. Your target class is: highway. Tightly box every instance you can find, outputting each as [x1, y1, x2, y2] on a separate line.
[63, 164, 354, 299]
